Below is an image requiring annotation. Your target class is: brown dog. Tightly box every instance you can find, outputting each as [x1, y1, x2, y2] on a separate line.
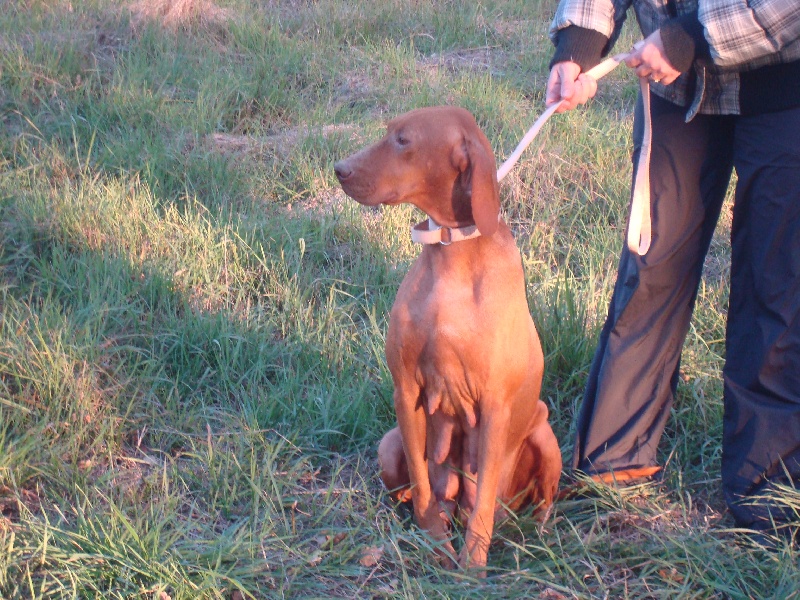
[334, 106, 561, 572]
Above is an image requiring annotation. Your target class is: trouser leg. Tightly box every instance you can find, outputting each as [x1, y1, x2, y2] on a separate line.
[723, 106, 800, 528]
[573, 94, 735, 473]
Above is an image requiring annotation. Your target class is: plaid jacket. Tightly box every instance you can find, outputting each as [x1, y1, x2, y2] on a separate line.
[550, 0, 800, 118]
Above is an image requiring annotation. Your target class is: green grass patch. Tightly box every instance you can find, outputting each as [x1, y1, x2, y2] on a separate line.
[1, 0, 797, 597]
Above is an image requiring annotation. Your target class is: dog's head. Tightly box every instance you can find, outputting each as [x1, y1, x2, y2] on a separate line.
[334, 106, 500, 237]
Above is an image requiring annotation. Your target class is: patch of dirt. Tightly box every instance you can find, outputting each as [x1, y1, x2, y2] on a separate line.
[129, 0, 232, 31]
[492, 19, 545, 40]
[286, 187, 350, 215]
[207, 123, 363, 160]
[333, 73, 383, 112]
[0, 485, 43, 531]
[417, 46, 508, 77]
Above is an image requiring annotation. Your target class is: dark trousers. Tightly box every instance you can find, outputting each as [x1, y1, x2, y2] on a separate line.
[573, 93, 800, 527]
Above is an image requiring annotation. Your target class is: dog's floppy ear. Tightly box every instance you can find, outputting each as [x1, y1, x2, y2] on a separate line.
[464, 134, 500, 237]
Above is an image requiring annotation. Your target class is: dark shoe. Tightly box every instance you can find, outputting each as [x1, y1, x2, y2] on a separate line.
[732, 480, 800, 550]
[743, 521, 798, 551]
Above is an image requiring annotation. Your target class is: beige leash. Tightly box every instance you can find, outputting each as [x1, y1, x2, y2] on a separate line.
[496, 56, 652, 256]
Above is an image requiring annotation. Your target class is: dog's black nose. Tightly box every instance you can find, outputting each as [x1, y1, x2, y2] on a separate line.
[334, 161, 351, 181]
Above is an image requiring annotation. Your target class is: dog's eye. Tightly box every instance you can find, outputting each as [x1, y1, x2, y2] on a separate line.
[396, 132, 410, 147]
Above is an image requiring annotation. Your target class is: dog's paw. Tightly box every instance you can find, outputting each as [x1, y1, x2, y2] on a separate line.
[458, 533, 489, 577]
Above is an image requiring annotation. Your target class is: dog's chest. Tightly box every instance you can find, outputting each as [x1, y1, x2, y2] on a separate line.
[387, 259, 502, 418]
[390, 264, 485, 356]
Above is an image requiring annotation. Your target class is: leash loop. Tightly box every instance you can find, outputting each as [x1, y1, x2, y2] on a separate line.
[496, 55, 653, 256]
[628, 77, 652, 255]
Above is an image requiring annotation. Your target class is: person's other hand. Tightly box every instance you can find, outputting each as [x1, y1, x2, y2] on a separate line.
[623, 30, 681, 85]
[546, 61, 598, 113]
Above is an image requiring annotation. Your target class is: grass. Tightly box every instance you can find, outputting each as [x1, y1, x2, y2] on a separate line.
[1, 0, 798, 597]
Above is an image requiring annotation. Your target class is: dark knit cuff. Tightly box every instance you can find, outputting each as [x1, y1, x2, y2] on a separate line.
[660, 13, 709, 73]
[550, 26, 609, 72]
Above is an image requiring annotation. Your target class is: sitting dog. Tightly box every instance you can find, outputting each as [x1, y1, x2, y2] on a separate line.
[334, 106, 561, 572]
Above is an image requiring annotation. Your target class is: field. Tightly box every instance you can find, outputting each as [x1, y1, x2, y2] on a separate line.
[1, 0, 798, 597]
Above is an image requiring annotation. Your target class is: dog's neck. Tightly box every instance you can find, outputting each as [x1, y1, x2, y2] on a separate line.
[410, 216, 482, 245]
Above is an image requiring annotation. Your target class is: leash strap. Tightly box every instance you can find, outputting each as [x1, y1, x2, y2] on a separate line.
[628, 76, 652, 255]
[496, 56, 653, 256]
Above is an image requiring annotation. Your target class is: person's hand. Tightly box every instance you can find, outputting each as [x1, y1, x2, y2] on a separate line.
[545, 61, 598, 113]
[623, 30, 681, 85]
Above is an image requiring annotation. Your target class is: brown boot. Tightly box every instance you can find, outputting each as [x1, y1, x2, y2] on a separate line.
[557, 466, 663, 501]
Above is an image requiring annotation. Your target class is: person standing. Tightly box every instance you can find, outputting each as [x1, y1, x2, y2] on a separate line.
[546, 0, 800, 538]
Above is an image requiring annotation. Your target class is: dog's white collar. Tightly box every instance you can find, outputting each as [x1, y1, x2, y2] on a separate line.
[411, 217, 481, 245]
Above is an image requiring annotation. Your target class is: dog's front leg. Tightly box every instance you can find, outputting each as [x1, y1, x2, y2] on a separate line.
[393, 384, 457, 567]
[459, 404, 509, 575]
